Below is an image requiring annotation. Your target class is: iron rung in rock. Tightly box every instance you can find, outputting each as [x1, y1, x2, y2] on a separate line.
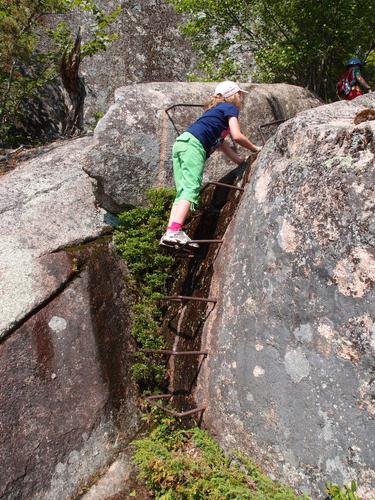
[138, 349, 208, 356]
[182, 239, 223, 246]
[207, 181, 244, 192]
[145, 394, 206, 418]
[159, 295, 217, 304]
[258, 119, 285, 145]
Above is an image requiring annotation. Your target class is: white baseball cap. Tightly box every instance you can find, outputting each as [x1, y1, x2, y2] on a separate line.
[214, 80, 248, 98]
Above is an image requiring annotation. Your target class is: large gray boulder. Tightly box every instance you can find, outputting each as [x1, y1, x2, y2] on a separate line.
[86, 82, 321, 212]
[77, 0, 196, 126]
[0, 138, 139, 498]
[29, 0, 195, 140]
[197, 93, 375, 498]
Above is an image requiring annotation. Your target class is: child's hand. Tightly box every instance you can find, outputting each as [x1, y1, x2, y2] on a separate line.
[253, 145, 262, 153]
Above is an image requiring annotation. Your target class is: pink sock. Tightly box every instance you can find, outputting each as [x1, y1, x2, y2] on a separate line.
[168, 221, 182, 231]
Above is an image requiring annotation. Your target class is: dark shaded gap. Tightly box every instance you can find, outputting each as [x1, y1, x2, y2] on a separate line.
[159, 158, 257, 413]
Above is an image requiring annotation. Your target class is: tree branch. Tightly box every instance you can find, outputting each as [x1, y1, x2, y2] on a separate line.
[224, 5, 259, 47]
[259, 0, 299, 51]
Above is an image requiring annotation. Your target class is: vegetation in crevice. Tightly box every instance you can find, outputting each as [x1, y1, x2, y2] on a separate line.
[113, 188, 176, 390]
[133, 415, 361, 499]
[133, 416, 308, 499]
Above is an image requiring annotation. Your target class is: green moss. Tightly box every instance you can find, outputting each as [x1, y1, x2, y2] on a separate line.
[113, 188, 176, 389]
[133, 419, 308, 499]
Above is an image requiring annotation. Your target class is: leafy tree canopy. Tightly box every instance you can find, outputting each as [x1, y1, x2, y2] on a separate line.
[170, 0, 374, 100]
[0, 0, 121, 146]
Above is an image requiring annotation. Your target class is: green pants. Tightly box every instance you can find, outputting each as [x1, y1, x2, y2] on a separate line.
[172, 132, 206, 210]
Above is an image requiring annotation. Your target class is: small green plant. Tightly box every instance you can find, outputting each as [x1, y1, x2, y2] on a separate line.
[93, 111, 104, 125]
[326, 481, 360, 500]
[133, 418, 307, 499]
[114, 188, 176, 389]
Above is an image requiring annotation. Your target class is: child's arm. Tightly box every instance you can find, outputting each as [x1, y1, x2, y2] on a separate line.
[357, 74, 371, 92]
[216, 141, 245, 165]
[228, 116, 261, 153]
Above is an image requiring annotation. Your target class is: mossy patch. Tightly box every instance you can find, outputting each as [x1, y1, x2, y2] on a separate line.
[113, 188, 176, 389]
[132, 418, 308, 499]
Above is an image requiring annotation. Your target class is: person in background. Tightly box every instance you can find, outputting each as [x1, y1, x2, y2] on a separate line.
[337, 57, 371, 100]
[160, 80, 261, 249]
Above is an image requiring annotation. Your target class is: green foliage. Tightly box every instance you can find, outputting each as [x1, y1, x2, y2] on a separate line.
[93, 110, 104, 125]
[326, 481, 360, 500]
[114, 188, 176, 389]
[169, 0, 374, 100]
[133, 419, 307, 499]
[0, 0, 121, 146]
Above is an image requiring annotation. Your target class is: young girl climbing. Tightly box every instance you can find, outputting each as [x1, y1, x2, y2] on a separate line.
[160, 80, 261, 248]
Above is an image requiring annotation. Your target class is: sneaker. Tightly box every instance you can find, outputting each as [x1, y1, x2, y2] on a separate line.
[159, 229, 199, 248]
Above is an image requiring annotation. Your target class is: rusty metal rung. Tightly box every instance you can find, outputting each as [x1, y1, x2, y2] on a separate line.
[165, 103, 204, 112]
[258, 119, 285, 145]
[159, 295, 217, 304]
[182, 239, 223, 246]
[165, 103, 205, 135]
[259, 119, 285, 130]
[207, 181, 244, 192]
[138, 349, 208, 356]
[145, 394, 206, 418]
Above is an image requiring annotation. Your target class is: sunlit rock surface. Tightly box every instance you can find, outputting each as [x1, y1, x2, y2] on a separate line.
[77, 0, 196, 126]
[0, 81, 340, 498]
[86, 82, 320, 212]
[197, 93, 375, 498]
[0, 138, 106, 337]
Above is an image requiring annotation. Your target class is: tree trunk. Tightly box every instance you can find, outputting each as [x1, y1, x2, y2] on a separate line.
[60, 28, 86, 136]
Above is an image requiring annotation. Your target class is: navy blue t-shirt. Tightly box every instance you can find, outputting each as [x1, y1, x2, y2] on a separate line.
[187, 102, 239, 156]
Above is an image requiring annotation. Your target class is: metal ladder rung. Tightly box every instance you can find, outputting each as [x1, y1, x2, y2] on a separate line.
[159, 295, 217, 304]
[138, 349, 208, 356]
[160, 239, 223, 252]
[145, 394, 206, 418]
[258, 119, 285, 145]
[163, 239, 223, 247]
[184, 239, 223, 245]
[207, 181, 244, 192]
[200, 181, 243, 195]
